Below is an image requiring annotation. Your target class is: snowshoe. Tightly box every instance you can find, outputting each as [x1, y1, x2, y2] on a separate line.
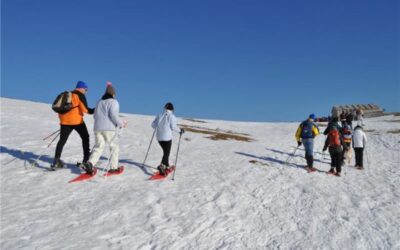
[305, 166, 317, 173]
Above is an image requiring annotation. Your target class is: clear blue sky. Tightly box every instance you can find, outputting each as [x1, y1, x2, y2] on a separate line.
[2, 0, 399, 122]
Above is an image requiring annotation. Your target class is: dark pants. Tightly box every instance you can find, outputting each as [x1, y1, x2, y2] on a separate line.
[354, 147, 364, 167]
[329, 146, 343, 173]
[54, 123, 90, 162]
[158, 140, 172, 166]
[305, 155, 314, 168]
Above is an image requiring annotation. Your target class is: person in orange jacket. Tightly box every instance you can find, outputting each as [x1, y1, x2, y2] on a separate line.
[51, 81, 95, 170]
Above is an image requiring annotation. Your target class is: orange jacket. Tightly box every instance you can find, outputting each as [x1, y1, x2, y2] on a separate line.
[58, 89, 93, 125]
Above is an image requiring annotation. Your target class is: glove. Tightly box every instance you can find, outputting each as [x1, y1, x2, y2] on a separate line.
[180, 128, 185, 135]
[297, 141, 302, 147]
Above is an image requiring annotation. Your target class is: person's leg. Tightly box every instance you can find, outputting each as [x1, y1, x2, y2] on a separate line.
[328, 148, 335, 172]
[54, 125, 74, 162]
[354, 148, 361, 167]
[159, 140, 172, 166]
[104, 131, 119, 170]
[88, 132, 106, 167]
[75, 123, 90, 163]
[359, 148, 364, 168]
[303, 139, 314, 167]
[335, 151, 342, 174]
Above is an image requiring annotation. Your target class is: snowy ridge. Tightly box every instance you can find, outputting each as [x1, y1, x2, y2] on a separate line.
[1, 97, 399, 249]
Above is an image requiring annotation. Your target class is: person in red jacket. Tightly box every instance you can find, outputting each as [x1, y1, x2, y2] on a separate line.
[51, 81, 94, 170]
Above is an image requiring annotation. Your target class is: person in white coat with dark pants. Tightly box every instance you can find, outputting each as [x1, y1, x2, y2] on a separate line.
[83, 82, 126, 175]
[152, 102, 184, 176]
[352, 125, 367, 170]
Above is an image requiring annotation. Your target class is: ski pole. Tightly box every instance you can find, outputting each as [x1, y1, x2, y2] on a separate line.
[171, 133, 182, 181]
[47, 132, 60, 147]
[142, 128, 156, 168]
[42, 129, 61, 141]
[285, 146, 299, 165]
[31, 133, 60, 168]
[3, 150, 24, 166]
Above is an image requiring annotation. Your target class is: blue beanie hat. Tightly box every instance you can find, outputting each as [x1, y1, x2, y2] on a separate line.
[309, 113, 316, 120]
[76, 80, 88, 89]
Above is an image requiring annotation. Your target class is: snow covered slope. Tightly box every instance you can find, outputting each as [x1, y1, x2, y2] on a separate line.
[1, 97, 399, 249]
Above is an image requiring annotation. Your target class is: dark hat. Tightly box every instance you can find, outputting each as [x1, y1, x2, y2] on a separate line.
[309, 113, 316, 120]
[105, 81, 116, 96]
[76, 80, 88, 89]
[164, 102, 174, 111]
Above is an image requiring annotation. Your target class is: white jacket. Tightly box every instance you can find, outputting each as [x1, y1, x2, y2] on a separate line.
[352, 128, 367, 148]
[93, 98, 124, 131]
[152, 110, 181, 141]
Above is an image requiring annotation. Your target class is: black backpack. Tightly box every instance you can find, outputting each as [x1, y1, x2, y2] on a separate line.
[52, 91, 75, 114]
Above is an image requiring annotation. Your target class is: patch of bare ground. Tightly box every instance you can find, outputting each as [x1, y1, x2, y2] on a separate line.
[316, 122, 328, 127]
[183, 118, 207, 123]
[387, 129, 400, 134]
[385, 119, 400, 123]
[179, 124, 254, 142]
[249, 160, 269, 166]
[364, 129, 376, 133]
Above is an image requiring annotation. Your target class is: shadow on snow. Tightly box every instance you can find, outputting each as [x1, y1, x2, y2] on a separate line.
[235, 151, 303, 169]
[0, 145, 81, 174]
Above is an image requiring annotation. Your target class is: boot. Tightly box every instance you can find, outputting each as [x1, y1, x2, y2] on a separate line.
[108, 167, 122, 174]
[157, 164, 167, 176]
[51, 158, 64, 170]
[84, 162, 94, 176]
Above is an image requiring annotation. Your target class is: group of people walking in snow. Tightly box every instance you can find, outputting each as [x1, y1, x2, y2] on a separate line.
[51, 81, 184, 176]
[50, 80, 368, 179]
[295, 112, 367, 177]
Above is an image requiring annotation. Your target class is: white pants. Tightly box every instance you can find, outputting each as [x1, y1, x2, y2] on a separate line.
[89, 131, 119, 170]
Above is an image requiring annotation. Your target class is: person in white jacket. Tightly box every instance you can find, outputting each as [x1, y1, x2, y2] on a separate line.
[151, 102, 184, 176]
[83, 82, 126, 175]
[352, 125, 367, 170]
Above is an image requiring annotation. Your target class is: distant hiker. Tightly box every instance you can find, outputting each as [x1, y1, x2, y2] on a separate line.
[352, 125, 368, 170]
[323, 116, 346, 167]
[356, 108, 365, 126]
[342, 122, 353, 165]
[323, 125, 344, 177]
[346, 111, 354, 129]
[340, 111, 347, 127]
[82, 82, 126, 175]
[352, 109, 358, 121]
[295, 114, 320, 171]
[151, 102, 184, 176]
[51, 81, 94, 170]
[323, 116, 342, 136]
